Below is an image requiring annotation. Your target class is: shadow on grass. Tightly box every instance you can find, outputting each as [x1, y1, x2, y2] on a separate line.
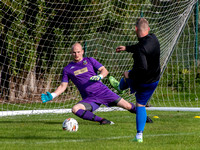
[0, 135, 83, 140]
[0, 120, 101, 125]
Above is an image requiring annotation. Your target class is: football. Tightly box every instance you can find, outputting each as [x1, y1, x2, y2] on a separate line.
[62, 118, 78, 132]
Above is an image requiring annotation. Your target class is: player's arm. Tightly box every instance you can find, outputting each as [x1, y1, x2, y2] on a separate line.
[98, 66, 108, 78]
[90, 66, 108, 81]
[125, 44, 138, 53]
[41, 82, 68, 103]
[124, 71, 129, 79]
[116, 46, 126, 52]
[54, 82, 68, 96]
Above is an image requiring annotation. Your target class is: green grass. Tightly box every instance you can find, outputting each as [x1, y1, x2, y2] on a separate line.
[0, 111, 200, 150]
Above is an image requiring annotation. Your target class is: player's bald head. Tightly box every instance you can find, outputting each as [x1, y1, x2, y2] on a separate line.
[71, 43, 84, 62]
[71, 42, 83, 51]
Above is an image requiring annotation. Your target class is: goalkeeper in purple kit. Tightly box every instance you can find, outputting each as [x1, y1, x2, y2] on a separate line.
[109, 18, 160, 142]
[41, 42, 153, 125]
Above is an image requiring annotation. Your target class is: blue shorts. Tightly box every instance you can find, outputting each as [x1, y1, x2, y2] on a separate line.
[119, 77, 159, 105]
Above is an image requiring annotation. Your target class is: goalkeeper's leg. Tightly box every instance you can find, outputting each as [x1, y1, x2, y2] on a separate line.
[72, 102, 114, 125]
[116, 98, 153, 123]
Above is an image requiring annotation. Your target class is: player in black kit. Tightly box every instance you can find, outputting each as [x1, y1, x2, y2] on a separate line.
[109, 18, 161, 143]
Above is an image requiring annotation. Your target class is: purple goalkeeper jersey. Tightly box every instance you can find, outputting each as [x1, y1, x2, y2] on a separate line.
[62, 57, 120, 105]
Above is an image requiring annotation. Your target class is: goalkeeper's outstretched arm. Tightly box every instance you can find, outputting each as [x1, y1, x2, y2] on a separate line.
[41, 82, 68, 103]
[53, 82, 68, 96]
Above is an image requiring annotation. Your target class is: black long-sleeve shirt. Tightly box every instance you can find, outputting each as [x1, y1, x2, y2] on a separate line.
[126, 33, 160, 84]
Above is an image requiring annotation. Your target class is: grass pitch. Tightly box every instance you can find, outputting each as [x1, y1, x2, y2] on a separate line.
[0, 110, 200, 150]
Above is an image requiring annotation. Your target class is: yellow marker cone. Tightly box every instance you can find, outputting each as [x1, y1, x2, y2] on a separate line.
[194, 116, 200, 118]
[153, 116, 159, 118]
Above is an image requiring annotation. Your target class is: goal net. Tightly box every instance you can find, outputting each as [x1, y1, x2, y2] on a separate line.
[0, 0, 199, 116]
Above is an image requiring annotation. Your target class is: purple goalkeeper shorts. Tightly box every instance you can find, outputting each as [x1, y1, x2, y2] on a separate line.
[78, 86, 121, 111]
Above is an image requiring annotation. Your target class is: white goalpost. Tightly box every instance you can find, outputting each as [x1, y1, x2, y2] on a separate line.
[0, 0, 199, 117]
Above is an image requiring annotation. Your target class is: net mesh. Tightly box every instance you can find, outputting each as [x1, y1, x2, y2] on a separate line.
[0, 0, 199, 116]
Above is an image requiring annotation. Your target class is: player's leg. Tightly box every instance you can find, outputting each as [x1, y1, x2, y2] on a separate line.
[132, 103, 146, 143]
[132, 81, 159, 143]
[72, 102, 101, 122]
[115, 98, 136, 113]
[109, 70, 133, 94]
[109, 76, 128, 94]
[115, 98, 152, 123]
[72, 102, 113, 125]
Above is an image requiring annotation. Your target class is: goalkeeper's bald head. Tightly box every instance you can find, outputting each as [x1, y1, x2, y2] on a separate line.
[71, 42, 83, 51]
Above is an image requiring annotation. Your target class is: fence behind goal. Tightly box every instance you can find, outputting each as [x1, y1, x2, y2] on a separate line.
[0, 0, 200, 116]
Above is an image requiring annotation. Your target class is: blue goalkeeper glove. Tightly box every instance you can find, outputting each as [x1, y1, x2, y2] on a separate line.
[90, 74, 103, 81]
[41, 92, 53, 103]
